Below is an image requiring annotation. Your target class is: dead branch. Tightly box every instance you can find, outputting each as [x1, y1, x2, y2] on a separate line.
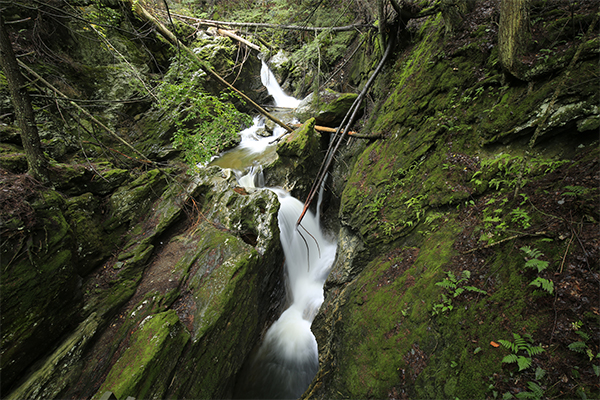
[207, 26, 261, 51]
[161, 11, 376, 33]
[127, 0, 294, 133]
[296, 31, 395, 226]
[17, 60, 154, 165]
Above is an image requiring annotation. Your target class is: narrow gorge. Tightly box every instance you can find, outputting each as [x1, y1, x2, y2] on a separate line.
[1, 0, 598, 399]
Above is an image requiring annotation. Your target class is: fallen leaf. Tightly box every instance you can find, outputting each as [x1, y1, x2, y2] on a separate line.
[490, 341, 500, 348]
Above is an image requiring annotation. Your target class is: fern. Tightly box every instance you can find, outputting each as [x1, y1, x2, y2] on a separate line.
[499, 333, 545, 371]
[529, 277, 554, 294]
[568, 341, 588, 353]
[524, 258, 549, 273]
[515, 382, 544, 400]
[520, 246, 543, 259]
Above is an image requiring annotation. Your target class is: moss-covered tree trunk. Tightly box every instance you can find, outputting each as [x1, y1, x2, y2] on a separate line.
[498, 0, 531, 80]
[0, 14, 49, 183]
[441, 0, 472, 35]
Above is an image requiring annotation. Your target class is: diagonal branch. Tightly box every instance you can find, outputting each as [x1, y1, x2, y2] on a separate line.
[125, 0, 294, 133]
[296, 32, 396, 226]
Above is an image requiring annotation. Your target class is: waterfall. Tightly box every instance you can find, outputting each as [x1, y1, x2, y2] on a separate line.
[229, 60, 337, 399]
[260, 60, 301, 109]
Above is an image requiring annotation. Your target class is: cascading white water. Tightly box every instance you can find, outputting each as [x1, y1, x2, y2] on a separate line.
[260, 60, 301, 109]
[235, 189, 336, 399]
[229, 60, 337, 399]
[210, 60, 300, 171]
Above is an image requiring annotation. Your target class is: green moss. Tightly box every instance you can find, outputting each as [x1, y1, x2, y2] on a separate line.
[277, 118, 318, 157]
[94, 310, 190, 400]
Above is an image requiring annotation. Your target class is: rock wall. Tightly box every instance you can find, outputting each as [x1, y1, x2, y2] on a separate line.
[305, 3, 599, 399]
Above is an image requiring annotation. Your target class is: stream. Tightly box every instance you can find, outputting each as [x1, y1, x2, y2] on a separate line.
[213, 60, 337, 399]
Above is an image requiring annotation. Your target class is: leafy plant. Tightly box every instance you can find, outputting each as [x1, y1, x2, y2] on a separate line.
[157, 61, 251, 170]
[432, 270, 486, 316]
[510, 207, 531, 229]
[520, 246, 553, 294]
[567, 322, 600, 373]
[498, 333, 545, 371]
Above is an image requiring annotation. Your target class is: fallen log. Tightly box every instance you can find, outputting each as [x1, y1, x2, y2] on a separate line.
[162, 11, 376, 33]
[207, 26, 261, 51]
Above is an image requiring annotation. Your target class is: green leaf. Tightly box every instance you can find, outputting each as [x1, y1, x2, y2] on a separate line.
[535, 367, 546, 380]
[502, 354, 518, 364]
[568, 341, 588, 353]
[517, 355, 532, 371]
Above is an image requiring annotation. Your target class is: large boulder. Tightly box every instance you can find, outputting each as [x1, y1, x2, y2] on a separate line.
[294, 90, 359, 127]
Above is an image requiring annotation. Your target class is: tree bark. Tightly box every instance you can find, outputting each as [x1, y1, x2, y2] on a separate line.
[440, 0, 472, 35]
[0, 13, 49, 183]
[498, 0, 531, 80]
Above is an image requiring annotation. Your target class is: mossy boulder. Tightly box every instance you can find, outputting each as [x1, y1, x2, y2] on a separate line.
[103, 168, 167, 232]
[266, 118, 325, 198]
[0, 143, 27, 173]
[295, 90, 359, 127]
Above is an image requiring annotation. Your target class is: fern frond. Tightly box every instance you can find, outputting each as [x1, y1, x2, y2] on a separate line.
[520, 246, 543, 259]
[498, 339, 517, 353]
[524, 258, 549, 272]
[568, 341, 588, 353]
[502, 354, 518, 364]
[529, 277, 554, 294]
[465, 285, 487, 294]
[513, 333, 528, 350]
[576, 330, 590, 341]
[526, 345, 545, 356]
[436, 280, 456, 290]
[517, 355, 532, 371]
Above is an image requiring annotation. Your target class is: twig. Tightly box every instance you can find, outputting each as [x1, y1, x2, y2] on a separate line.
[559, 233, 574, 273]
[296, 30, 395, 226]
[18, 60, 154, 165]
[462, 231, 550, 254]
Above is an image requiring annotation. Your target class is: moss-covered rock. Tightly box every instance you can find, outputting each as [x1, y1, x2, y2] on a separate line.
[6, 313, 102, 400]
[267, 118, 324, 198]
[0, 143, 27, 173]
[65, 192, 113, 275]
[0, 190, 81, 394]
[294, 90, 359, 127]
[93, 310, 190, 400]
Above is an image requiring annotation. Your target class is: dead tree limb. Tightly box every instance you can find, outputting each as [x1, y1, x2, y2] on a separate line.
[161, 11, 376, 33]
[207, 27, 261, 51]
[296, 33, 395, 227]
[17, 60, 154, 165]
[127, 0, 294, 133]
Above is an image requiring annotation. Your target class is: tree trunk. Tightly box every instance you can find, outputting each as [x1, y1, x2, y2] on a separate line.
[498, 0, 531, 80]
[441, 0, 472, 35]
[0, 13, 49, 183]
